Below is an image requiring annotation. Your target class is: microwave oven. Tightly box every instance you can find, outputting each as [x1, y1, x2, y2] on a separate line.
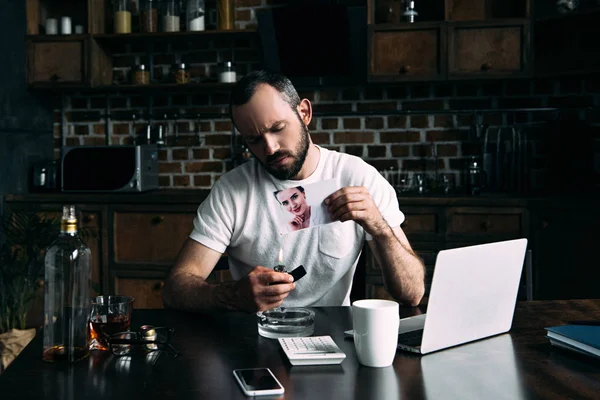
[61, 145, 159, 192]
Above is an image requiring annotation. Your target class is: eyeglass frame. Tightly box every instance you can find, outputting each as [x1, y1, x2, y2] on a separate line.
[105, 326, 180, 357]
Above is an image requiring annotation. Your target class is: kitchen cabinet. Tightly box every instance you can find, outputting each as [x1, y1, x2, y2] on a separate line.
[368, 23, 446, 82]
[7, 192, 597, 309]
[367, 0, 532, 82]
[534, 8, 600, 77]
[529, 199, 600, 300]
[112, 210, 197, 265]
[26, 36, 112, 87]
[447, 21, 530, 78]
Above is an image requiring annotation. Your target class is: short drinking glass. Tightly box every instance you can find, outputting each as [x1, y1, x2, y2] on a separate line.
[88, 295, 134, 351]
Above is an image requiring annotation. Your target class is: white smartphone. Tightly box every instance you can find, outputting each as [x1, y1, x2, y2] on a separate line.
[232, 368, 285, 397]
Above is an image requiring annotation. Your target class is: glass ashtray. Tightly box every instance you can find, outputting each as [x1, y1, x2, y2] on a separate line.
[256, 307, 315, 339]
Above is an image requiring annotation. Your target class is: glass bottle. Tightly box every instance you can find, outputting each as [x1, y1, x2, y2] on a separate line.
[140, 0, 158, 33]
[113, 0, 132, 34]
[162, 0, 181, 32]
[186, 0, 205, 31]
[217, 0, 234, 30]
[42, 205, 92, 363]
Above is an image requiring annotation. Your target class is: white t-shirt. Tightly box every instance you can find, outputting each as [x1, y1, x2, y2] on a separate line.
[189, 146, 405, 306]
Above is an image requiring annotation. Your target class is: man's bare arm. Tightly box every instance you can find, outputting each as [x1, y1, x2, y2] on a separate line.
[367, 226, 425, 306]
[163, 238, 295, 313]
[326, 186, 425, 306]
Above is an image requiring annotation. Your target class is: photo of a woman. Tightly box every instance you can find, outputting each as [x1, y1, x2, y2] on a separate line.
[274, 185, 329, 232]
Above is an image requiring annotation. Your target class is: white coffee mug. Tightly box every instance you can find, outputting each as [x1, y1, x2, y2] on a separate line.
[352, 299, 400, 367]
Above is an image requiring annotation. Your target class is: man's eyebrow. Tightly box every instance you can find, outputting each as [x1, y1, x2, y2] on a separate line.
[259, 120, 286, 134]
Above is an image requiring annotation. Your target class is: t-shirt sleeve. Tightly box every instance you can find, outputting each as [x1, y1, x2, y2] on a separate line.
[189, 179, 234, 254]
[364, 166, 405, 241]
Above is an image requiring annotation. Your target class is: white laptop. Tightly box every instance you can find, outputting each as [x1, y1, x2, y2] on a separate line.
[346, 238, 528, 355]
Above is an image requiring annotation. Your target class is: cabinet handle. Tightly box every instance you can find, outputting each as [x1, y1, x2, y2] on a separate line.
[36, 279, 45, 288]
[480, 220, 492, 231]
[50, 73, 60, 82]
[153, 281, 165, 291]
[399, 65, 411, 74]
[480, 63, 492, 72]
[83, 214, 95, 223]
[151, 216, 165, 225]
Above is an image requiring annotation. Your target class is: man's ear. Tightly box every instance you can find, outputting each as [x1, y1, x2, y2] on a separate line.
[296, 99, 312, 127]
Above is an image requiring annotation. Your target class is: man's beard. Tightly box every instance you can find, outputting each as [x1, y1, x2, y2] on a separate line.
[261, 121, 310, 180]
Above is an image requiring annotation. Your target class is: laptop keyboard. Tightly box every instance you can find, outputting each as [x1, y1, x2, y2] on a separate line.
[397, 329, 424, 347]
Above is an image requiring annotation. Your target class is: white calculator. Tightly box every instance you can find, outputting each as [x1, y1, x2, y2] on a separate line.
[278, 336, 346, 366]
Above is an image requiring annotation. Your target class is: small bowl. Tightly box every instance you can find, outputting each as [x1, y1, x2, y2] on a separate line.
[256, 307, 315, 338]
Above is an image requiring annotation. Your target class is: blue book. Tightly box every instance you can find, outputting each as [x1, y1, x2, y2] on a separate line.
[545, 325, 600, 359]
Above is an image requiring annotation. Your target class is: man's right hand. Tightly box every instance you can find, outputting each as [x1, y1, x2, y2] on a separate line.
[231, 266, 295, 312]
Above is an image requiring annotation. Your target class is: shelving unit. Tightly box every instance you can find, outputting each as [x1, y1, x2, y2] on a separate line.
[25, 0, 257, 90]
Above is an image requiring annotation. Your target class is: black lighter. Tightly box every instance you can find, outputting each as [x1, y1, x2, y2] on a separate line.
[274, 264, 307, 282]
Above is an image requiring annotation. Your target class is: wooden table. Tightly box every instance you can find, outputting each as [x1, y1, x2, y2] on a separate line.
[1, 300, 599, 399]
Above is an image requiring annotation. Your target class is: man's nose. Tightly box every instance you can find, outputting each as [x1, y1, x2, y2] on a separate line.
[263, 133, 280, 155]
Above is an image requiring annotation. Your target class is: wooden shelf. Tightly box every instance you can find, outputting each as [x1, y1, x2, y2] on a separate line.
[26, 29, 256, 42]
[25, 34, 90, 42]
[28, 82, 238, 93]
[93, 29, 257, 42]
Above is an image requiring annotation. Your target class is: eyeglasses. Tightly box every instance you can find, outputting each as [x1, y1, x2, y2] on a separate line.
[106, 326, 180, 358]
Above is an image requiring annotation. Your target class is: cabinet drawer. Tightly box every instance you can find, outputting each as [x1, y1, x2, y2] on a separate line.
[403, 211, 439, 235]
[27, 40, 85, 84]
[113, 275, 165, 309]
[113, 212, 195, 264]
[368, 24, 445, 81]
[446, 207, 525, 236]
[448, 21, 530, 77]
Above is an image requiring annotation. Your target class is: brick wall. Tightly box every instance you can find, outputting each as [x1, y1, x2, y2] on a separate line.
[52, 1, 600, 192]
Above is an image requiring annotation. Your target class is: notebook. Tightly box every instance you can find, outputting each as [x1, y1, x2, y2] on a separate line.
[545, 325, 600, 359]
[394, 238, 528, 354]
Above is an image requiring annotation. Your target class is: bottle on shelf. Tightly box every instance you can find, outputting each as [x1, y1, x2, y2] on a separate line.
[217, 0, 234, 30]
[42, 205, 92, 363]
[162, 0, 181, 32]
[113, 0, 132, 34]
[140, 0, 158, 33]
[186, 0, 205, 31]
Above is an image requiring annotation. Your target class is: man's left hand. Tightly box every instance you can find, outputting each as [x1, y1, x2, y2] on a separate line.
[324, 186, 389, 238]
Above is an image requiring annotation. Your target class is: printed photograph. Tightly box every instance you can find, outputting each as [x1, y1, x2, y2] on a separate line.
[273, 179, 339, 234]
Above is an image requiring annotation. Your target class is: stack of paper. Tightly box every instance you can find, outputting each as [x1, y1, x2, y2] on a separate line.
[545, 325, 600, 360]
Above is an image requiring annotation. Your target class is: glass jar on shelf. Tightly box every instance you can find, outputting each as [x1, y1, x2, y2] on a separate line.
[133, 64, 150, 85]
[162, 0, 181, 32]
[218, 61, 237, 83]
[140, 0, 158, 33]
[172, 63, 190, 84]
[113, 0, 132, 34]
[186, 0, 205, 31]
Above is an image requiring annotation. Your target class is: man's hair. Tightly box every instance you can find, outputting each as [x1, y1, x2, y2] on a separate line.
[229, 70, 301, 126]
[274, 186, 305, 203]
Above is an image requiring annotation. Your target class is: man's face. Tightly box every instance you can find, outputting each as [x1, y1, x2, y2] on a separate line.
[276, 187, 308, 216]
[231, 84, 310, 180]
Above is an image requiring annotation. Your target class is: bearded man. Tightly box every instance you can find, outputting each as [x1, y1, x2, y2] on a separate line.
[163, 70, 425, 312]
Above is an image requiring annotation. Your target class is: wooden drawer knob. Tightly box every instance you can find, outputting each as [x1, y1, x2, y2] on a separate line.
[480, 63, 492, 71]
[399, 65, 411, 74]
[83, 214, 95, 223]
[151, 216, 165, 225]
[153, 281, 165, 291]
[480, 220, 492, 231]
